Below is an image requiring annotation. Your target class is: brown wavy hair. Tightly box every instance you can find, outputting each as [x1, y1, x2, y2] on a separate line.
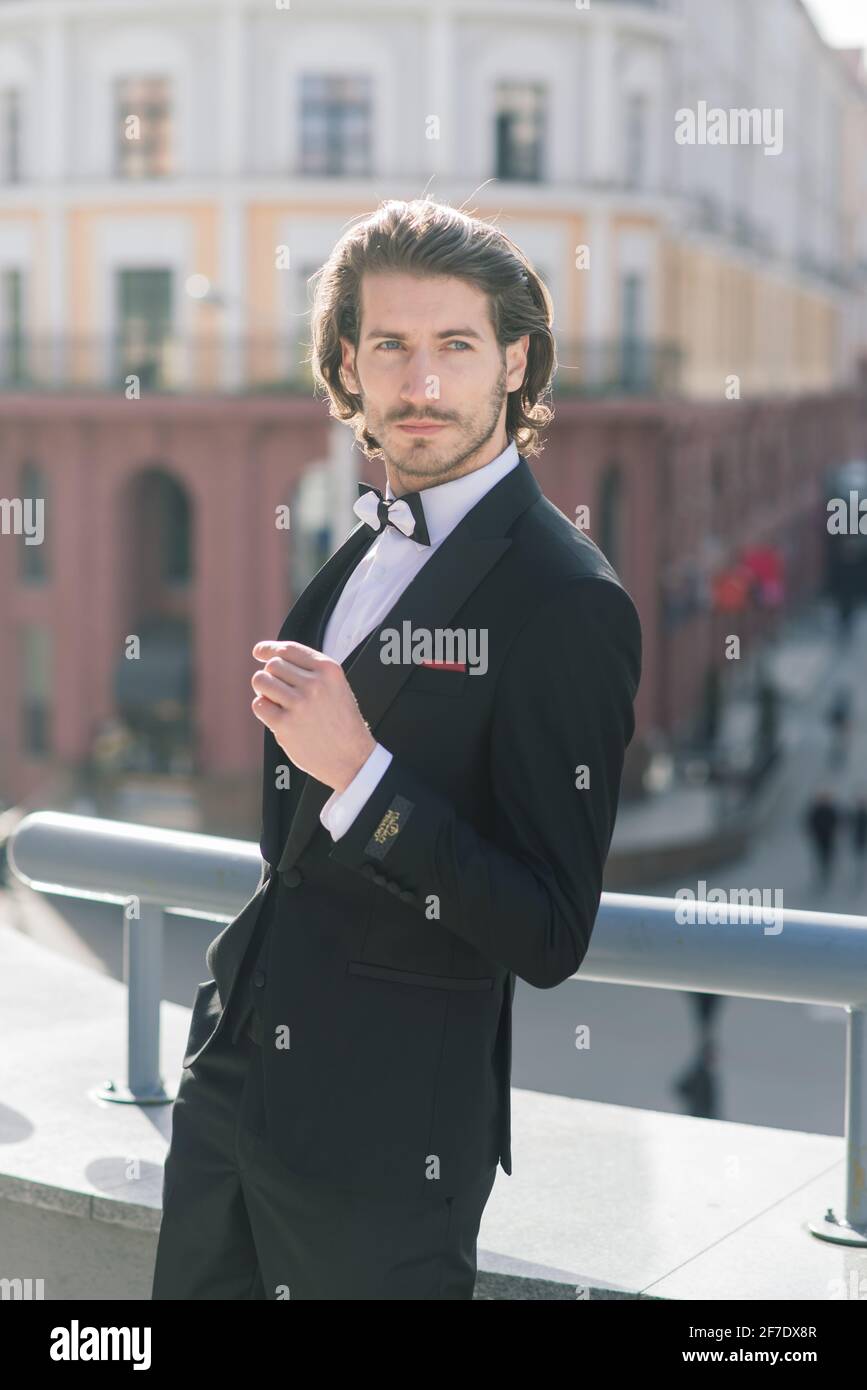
[307, 197, 556, 459]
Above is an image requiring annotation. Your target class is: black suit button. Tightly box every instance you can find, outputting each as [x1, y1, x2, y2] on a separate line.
[372, 871, 387, 885]
[386, 880, 401, 895]
[282, 867, 303, 887]
[361, 864, 375, 879]
[399, 889, 414, 903]
[253, 970, 266, 987]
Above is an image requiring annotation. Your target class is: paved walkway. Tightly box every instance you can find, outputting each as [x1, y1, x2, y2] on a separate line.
[613, 598, 867, 918]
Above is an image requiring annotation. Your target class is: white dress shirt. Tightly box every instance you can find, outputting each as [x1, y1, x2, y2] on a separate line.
[318, 438, 520, 839]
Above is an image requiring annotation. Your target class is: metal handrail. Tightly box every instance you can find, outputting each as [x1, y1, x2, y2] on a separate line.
[7, 810, 867, 1246]
[0, 333, 682, 398]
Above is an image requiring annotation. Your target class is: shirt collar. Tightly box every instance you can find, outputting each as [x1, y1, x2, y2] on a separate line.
[384, 438, 520, 549]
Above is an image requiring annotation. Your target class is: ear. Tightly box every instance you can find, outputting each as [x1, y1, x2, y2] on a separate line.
[506, 334, 530, 392]
[339, 336, 360, 394]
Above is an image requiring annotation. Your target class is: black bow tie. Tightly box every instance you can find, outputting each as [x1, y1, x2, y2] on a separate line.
[354, 482, 432, 547]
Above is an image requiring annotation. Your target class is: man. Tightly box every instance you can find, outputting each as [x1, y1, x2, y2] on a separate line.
[152, 197, 642, 1300]
[803, 787, 840, 889]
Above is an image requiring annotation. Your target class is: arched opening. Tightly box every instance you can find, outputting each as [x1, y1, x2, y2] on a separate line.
[110, 466, 195, 775]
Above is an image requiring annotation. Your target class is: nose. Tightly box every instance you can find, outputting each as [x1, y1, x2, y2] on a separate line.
[399, 351, 439, 410]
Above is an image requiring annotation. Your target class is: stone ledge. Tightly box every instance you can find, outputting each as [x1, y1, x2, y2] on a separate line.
[2, 920, 862, 1301]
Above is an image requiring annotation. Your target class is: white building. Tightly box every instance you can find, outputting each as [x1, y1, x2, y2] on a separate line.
[0, 0, 863, 398]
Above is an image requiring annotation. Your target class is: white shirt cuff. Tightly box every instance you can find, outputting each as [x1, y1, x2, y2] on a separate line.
[320, 743, 394, 841]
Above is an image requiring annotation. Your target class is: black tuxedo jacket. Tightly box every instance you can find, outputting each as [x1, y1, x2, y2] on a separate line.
[186, 453, 642, 1199]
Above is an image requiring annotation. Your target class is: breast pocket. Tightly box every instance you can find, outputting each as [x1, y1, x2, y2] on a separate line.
[403, 664, 470, 695]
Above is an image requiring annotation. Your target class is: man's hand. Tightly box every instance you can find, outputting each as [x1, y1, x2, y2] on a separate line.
[251, 640, 376, 793]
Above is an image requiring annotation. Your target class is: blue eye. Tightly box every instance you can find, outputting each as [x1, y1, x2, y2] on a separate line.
[374, 340, 472, 351]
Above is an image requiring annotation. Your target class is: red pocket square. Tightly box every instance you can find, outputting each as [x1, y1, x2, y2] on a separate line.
[419, 659, 467, 671]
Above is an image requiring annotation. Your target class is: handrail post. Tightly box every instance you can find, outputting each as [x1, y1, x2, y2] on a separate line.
[808, 1006, 867, 1246]
[93, 901, 173, 1106]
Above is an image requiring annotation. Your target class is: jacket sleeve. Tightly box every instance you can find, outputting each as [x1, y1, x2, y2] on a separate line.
[326, 575, 642, 989]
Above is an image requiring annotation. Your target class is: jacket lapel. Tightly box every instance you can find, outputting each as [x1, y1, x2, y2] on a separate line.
[275, 454, 542, 875]
[279, 518, 377, 650]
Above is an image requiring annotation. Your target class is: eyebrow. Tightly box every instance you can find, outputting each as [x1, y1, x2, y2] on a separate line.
[363, 327, 485, 342]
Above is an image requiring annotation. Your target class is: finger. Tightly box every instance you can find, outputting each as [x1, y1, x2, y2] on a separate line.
[260, 655, 316, 689]
[251, 671, 298, 710]
[253, 640, 320, 669]
[251, 693, 285, 727]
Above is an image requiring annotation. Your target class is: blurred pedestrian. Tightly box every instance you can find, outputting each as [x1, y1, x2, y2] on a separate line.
[672, 991, 723, 1120]
[754, 671, 780, 776]
[803, 788, 840, 888]
[826, 687, 852, 766]
[673, 1039, 719, 1119]
[835, 589, 855, 642]
[849, 794, 867, 885]
[691, 991, 721, 1042]
[700, 664, 722, 750]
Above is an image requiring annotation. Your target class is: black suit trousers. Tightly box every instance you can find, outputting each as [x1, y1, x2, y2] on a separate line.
[151, 1002, 497, 1300]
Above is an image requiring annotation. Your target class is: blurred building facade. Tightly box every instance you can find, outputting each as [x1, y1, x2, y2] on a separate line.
[1, 0, 863, 396]
[0, 0, 866, 823]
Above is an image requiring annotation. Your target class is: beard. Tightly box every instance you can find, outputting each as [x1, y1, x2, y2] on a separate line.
[362, 358, 510, 488]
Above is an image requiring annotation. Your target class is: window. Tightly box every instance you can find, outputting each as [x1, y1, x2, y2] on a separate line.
[18, 460, 48, 583]
[624, 92, 647, 189]
[116, 268, 173, 389]
[299, 74, 372, 177]
[115, 76, 173, 178]
[620, 272, 645, 389]
[494, 82, 546, 181]
[0, 88, 21, 182]
[20, 626, 51, 756]
[1, 267, 26, 386]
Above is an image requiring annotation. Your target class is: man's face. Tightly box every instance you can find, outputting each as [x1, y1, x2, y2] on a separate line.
[339, 272, 528, 489]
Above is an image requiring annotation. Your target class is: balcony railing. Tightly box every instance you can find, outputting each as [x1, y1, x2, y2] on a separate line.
[0, 335, 313, 397]
[554, 338, 682, 396]
[7, 809, 867, 1247]
[0, 335, 682, 398]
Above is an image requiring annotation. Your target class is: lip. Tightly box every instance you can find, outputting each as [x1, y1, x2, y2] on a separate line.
[397, 423, 448, 435]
